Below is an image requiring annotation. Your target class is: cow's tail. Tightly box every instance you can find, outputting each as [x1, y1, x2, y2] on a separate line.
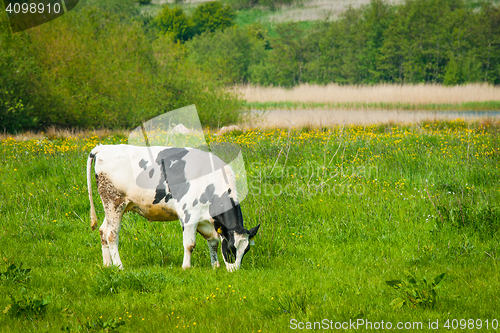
[87, 148, 98, 231]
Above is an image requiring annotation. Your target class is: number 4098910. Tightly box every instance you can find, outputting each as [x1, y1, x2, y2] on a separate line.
[444, 319, 498, 330]
[5, 2, 61, 14]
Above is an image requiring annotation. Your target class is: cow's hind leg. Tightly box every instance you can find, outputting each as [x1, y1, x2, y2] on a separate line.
[97, 173, 127, 269]
[99, 217, 112, 267]
[99, 212, 124, 269]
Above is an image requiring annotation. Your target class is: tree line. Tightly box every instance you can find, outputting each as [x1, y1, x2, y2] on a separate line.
[1, 0, 499, 133]
[188, 0, 500, 87]
[0, 0, 242, 133]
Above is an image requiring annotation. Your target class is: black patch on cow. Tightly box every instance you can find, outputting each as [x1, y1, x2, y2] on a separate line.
[149, 168, 155, 178]
[199, 184, 243, 230]
[89, 153, 95, 158]
[152, 185, 173, 204]
[228, 188, 231, 194]
[192, 198, 198, 206]
[220, 237, 237, 264]
[199, 184, 215, 204]
[153, 187, 167, 204]
[182, 203, 187, 210]
[139, 159, 148, 170]
[184, 210, 191, 224]
[152, 148, 190, 203]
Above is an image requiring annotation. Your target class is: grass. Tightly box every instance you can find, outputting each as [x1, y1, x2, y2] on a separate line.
[245, 100, 500, 111]
[1, 119, 500, 332]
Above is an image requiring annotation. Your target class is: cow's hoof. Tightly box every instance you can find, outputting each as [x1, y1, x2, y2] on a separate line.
[182, 265, 191, 270]
[212, 262, 220, 269]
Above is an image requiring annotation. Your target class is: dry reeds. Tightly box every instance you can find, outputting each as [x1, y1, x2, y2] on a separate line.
[239, 83, 500, 104]
[247, 109, 500, 128]
[0, 127, 130, 141]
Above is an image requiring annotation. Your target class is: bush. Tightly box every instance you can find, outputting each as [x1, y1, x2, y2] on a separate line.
[188, 25, 267, 84]
[155, 35, 244, 126]
[154, 5, 194, 42]
[191, 1, 235, 35]
[0, 15, 41, 133]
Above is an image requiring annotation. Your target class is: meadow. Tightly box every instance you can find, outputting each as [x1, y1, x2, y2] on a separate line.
[0, 119, 499, 332]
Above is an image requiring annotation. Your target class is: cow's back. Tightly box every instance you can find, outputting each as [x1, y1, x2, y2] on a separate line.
[91, 144, 237, 222]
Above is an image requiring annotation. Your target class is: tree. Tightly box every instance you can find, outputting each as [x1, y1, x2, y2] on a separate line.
[155, 6, 193, 42]
[191, 1, 235, 35]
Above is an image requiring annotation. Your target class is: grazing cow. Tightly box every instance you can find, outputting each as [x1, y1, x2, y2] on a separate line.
[86, 144, 259, 271]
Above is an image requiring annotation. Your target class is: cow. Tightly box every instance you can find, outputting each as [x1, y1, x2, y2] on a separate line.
[86, 144, 260, 272]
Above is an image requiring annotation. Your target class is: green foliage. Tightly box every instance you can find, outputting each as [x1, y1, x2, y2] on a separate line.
[154, 35, 244, 126]
[154, 5, 193, 42]
[192, 1, 235, 35]
[188, 25, 267, 84]
[0, 0, 243, 133]
[62, 317, 125, 332]
[0, 263, 31, 284]
[153, 1, 235, 42]
[76, 0, 141, 17]
[196, 0, 500, 86]
[0, 15, 40, 133]
[225, 0, 295, 10]
[436, 202, 500, 234]
[386, 272, 446, 309]
[135, 0, 152, 4]
[4, 294, 50, 317]
[244, 100, 500, 111]
[0, 90, 36, 134]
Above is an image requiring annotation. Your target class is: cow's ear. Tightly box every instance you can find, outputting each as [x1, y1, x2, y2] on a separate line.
[214, 220, 228, 239]
[248, 224, 260, 239]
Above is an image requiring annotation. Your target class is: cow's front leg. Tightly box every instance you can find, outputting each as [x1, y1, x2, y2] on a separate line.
[207, 238, 220, 269]
[182, 223, 197, 270]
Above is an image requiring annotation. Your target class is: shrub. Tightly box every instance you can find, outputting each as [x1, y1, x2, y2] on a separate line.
[386, 271, 446, 309]
[188, 25, 267, 84]
[154, 5, 194, 42]
[191, 1, 235, 35]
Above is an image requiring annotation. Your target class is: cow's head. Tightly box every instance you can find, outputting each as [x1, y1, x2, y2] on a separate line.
[214, 221, 260, 272]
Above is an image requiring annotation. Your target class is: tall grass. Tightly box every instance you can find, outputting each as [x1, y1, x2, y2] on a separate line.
[248, 109, 500, 128]
[240, 83, 500, 104]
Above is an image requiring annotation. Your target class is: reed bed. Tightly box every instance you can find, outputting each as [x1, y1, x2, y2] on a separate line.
[249, 109, 500, 128]
[239, 83, 500, 104]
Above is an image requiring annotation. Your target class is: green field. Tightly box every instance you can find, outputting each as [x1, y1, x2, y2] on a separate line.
[1, 119, 500, 332]
[245, 100, 500, 111]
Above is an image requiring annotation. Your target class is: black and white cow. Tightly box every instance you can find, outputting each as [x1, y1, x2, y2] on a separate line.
[86, 144, 259, 271]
